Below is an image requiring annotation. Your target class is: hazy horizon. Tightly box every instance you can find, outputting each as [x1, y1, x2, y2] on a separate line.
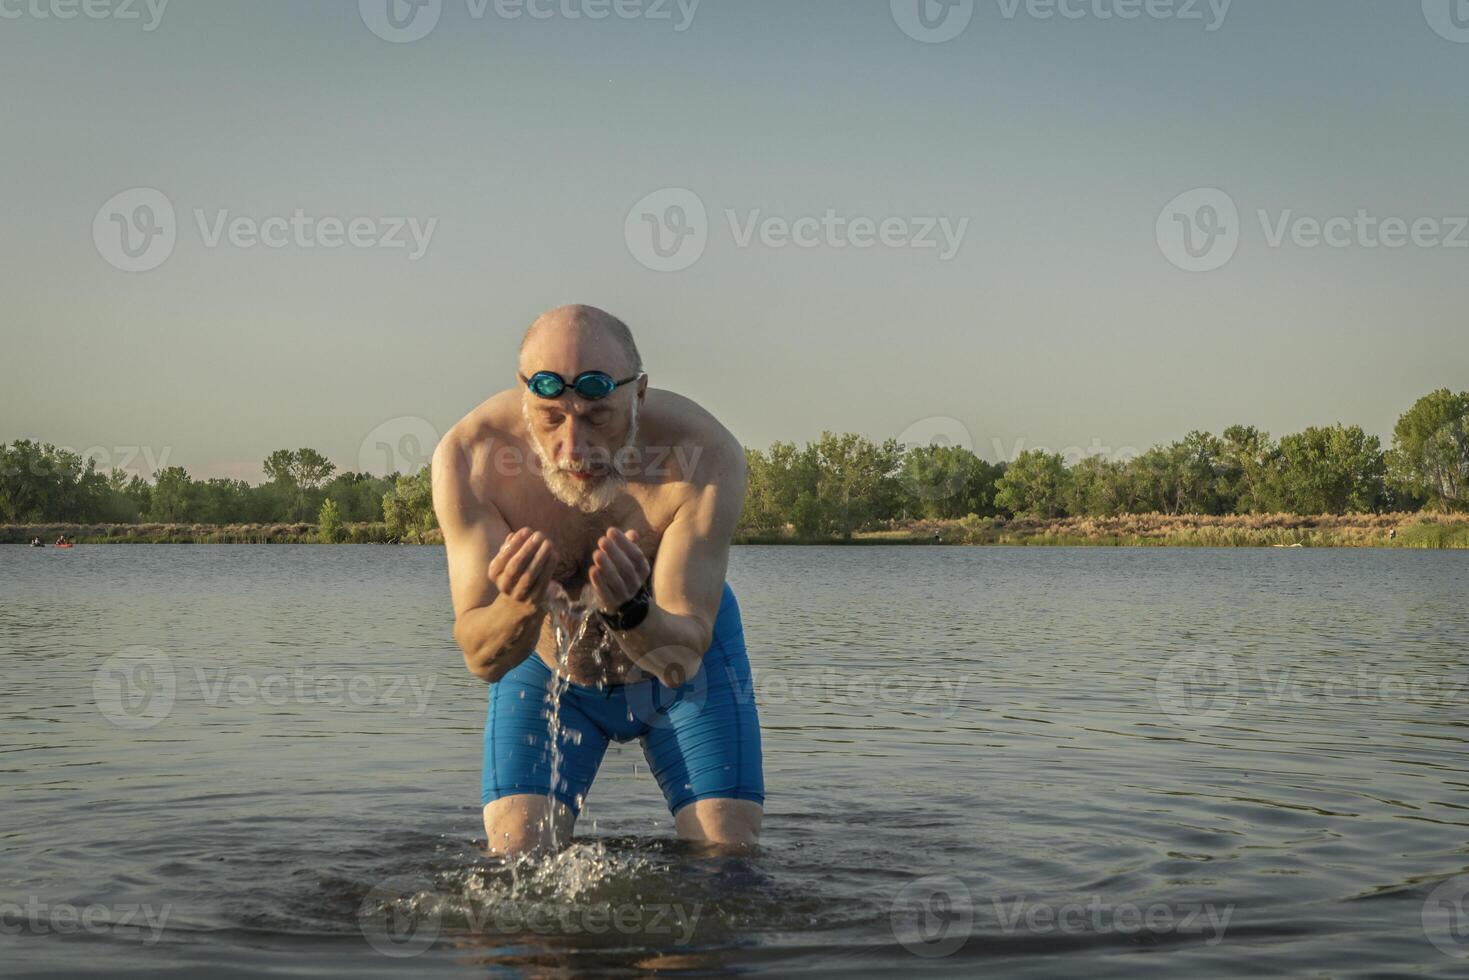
[3, 0, 1466, 482]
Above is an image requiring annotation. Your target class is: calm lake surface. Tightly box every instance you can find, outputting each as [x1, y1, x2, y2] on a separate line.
[4, 545, 1469, 977]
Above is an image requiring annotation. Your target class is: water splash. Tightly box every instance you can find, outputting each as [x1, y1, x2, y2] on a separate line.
[543, 583, 596, 849]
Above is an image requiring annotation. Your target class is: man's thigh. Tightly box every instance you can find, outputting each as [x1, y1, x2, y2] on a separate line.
[482, 794, 577, 856]
[674, 797, 762, 846]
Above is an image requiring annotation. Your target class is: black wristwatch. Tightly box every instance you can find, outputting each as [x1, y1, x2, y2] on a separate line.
[599, 581, 652, 632]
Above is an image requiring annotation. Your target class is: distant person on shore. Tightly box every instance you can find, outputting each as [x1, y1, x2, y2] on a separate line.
[432, 305, 763, 856]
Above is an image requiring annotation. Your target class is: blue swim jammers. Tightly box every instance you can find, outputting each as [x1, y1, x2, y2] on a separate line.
[480, 581, 765, 816]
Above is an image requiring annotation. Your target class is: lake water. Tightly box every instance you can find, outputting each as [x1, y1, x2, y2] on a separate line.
[4, 544, 1469, 977]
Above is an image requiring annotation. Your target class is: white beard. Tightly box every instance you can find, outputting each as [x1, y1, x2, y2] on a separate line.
[523, 401, 640, 515]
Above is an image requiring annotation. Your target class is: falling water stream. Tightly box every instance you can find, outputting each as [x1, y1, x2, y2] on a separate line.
[543, 582, 601, 846]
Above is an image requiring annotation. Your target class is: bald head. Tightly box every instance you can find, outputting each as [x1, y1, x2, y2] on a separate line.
[519, 305, 643, 379]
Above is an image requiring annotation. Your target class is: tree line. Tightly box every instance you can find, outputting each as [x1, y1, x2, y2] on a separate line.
[3, 389, 1465, 539]
[0, 444, 434, 542]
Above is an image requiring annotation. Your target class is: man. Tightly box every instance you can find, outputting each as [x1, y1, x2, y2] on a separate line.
[431, 305, 763, 856]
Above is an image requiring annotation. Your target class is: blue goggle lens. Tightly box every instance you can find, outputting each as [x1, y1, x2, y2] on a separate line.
[527, 371, 626, 400]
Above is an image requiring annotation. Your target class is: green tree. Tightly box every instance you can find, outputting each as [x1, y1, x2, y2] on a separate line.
[317, 497, 344, 543]
[148, 466, 198, 522]
[1172, 431, 1228, 515]
[260, 448, 337, 521]
[1390, 388, 1469, 511]
[195, 478, 253, 524]
[811, 431, 903, 537]
[994, 450, 1069, 518]
[1220, 425, 1276, 513]
[324, 471, 394, 523]
[1065, 455, 1131, 517]
[898, 445, 1004, 519]
[383, 467, 437, 542]
[0, 441, 109, 522]
[1269, 425, 1386, 514]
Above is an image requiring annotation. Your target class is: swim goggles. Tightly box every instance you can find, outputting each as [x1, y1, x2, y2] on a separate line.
[521, 370, 643, 401]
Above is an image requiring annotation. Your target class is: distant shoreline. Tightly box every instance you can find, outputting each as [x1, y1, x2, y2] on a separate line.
[6, 513, 1469, 548]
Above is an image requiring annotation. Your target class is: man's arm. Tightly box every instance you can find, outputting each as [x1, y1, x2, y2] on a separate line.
[590, 440, 746, 688]
[432, 437, 556, 684]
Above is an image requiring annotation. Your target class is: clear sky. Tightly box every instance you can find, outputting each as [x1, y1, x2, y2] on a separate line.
[2, 0, 1466, 480]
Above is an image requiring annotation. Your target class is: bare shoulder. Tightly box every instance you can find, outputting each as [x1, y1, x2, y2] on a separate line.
[431, 389, 520, 527]
[642, 389, 745, 491]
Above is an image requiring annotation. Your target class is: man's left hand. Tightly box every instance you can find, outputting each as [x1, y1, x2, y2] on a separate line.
[589, 528, 651, 615]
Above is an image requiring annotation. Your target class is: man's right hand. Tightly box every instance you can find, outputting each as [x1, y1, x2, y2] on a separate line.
[489, 528, 556, 613]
